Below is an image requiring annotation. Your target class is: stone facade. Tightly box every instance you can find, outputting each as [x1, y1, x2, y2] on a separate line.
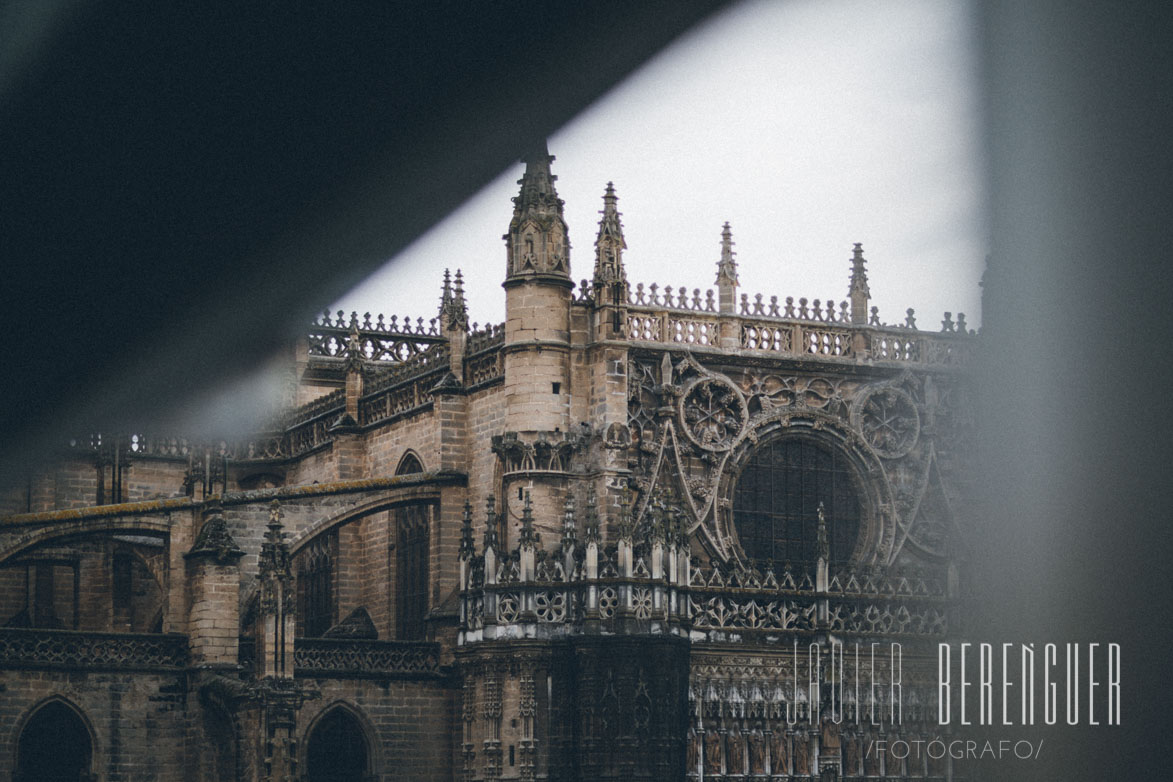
[0, 146, 976, 781]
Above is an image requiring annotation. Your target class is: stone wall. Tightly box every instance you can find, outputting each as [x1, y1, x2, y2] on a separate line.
[0, 669, 189, 781]
[297, 677, 455, 782]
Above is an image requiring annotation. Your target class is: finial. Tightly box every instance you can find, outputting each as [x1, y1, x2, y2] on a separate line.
[513, 140, 560, 213]
[519, 491, 537, 546]
[257, 499, 289, 576]
[506, 141, 568, 279]
[440, 267, 469, 330]
[593, 182, 627, 287]
[562, 491, 577, 535]
[483, 495, 498, 551]
[715, 222, 739, 287]
[584, 486, 601, 545]
[344, 323, 365, 372]
[460, 500, 475, 559]
[849, 242, 871, 324]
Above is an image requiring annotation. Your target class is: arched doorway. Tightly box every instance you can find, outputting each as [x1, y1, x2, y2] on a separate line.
[201, 704, 237, 781]
[306, 706, 370, 782]
[15, 700, 93, 782]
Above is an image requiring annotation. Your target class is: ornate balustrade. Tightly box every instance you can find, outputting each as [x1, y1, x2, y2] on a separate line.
[306, 309, 445, 363]
[465, 322, 506, 354]
[294, 638, 442, 678]
[459, 499, 953, 644]
[605, 273, 975, 366]
[465, 554, 951, 640]
[0, 628, 188, 671]
[624, 302, 974, 367]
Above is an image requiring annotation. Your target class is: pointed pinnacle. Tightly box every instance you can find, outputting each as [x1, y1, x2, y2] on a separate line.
[483, 494, 498, 550]
[716, 222, 739, 287]
[520, 491, 537, 546]
[849, 243, 870, 296]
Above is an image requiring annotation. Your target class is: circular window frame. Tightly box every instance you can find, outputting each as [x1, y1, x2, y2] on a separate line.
[714, 410, 891, 568]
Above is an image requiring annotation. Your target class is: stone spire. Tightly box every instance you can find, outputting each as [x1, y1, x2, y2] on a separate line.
[848, 243, 871, 325]
[715, 222, 739, 314]
[504, 140, 570, 280]
[459, 500, 476, 560]
[483, 495, 499, 552]
[592, 182, 626, 286]
[439, 268, 469, 331]
[519, 492, 538, 547]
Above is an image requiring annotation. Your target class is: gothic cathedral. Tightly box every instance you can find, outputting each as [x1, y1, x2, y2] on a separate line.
[0, 146, 975, 781]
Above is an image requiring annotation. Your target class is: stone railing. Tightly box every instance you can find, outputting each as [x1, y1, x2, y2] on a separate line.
[63, 334, 497, 464]
[458, 501, 953, 645]
[306, 309, 445, 363]
[689, 564, 949, 638]
[625, 303, 974, 367]
[359, 365, 446, 426]
[565, 277, 976, 366]
[0, 628, 189, 671]
[294, 638, 442, 678]
[465, 322, 506, 354]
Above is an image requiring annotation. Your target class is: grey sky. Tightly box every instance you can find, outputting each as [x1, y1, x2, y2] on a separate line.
[333, 0, 985, 331]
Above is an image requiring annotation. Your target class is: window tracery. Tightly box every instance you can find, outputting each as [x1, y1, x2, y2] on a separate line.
[732, 438, 861, 566]
[396, 502, 432, 640]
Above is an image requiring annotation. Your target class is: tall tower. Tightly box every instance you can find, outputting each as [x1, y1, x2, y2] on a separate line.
[499, 143, 576, 544]
[502, 142, 573, 434]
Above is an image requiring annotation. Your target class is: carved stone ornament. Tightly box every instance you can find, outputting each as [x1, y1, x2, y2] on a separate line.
[679, 376, 747, 452]
[852, 385, 920, 459]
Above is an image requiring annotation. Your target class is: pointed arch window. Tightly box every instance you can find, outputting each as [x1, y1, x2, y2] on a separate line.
[395, 451, 424, 475]
[297, 530, 337, 637]
[395, 502, 433, 640]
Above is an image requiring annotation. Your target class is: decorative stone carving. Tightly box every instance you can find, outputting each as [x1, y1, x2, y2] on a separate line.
[793, 731, 811, 775]
[770, 730, 790, 775]
[853, 385, 921, 459]
[748, 730, 766, 775]
[679, 376, 747, 451]
[491, 429, 588, 473]
[186, 500, 244, 564]
[603, 422, 630, 450]
[704, 731, 722, 776]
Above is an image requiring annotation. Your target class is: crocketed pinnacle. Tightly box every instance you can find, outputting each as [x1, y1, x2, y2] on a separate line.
[439, 268, 469, 331]
[505, 140, 570, 279]
[259, 499, 291, 579]
[511, 140, 564, 221]
[459, 500, 475, 559]
[593, 182, 627, 285]
[483, 495, 499, 551]
[715, 222, 739, 287]
[849, 243, 871, 297]
[848, 243, 871, 324]
[519, 492, 538, 546]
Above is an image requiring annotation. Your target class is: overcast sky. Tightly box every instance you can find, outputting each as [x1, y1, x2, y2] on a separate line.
[333, 0, 985, 331]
